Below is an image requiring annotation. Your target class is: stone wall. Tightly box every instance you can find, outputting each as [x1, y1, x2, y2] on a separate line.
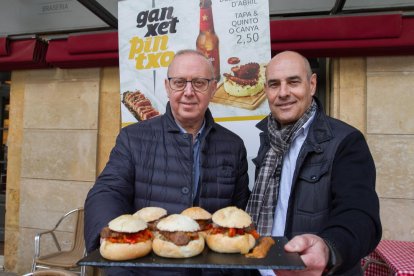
[331, 56, 414, 242]
[96, 68, 121, 174]
[5, 67, 120, 274]
[366, 57, 414, 241]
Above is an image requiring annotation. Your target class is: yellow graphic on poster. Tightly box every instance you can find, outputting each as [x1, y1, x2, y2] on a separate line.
[118, 0, 271, 124]
[119, 0, 271, 187]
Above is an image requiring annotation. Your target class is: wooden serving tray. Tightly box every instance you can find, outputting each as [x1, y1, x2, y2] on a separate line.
[211, 84, 266, 110]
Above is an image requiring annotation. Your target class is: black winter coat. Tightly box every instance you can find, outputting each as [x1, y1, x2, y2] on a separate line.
[84, 103, 250, 276]
[253, 98, 381, 275]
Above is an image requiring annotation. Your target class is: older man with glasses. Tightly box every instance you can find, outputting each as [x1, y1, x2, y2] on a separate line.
[84, 49, 251, 276]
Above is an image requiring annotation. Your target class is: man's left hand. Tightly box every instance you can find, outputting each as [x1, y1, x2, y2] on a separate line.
[275, 234, 329, 276]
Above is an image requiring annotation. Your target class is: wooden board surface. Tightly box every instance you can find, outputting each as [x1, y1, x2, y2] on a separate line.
[211, 84, 266, 110]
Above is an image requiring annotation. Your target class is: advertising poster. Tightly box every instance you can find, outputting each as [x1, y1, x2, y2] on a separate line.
[118, 0, 271, 185]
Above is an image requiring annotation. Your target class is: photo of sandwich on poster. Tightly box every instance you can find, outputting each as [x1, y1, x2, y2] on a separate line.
[122, 90, 160, 121]
[211, 57, 266, 110]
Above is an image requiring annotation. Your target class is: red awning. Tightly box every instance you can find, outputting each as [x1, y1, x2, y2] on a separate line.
[67, 31, 118, 54]
[0, 38, 48, 70]
[46, 32, 119, 68]
[270, 13, 414, 57]
[3, 13, 414, 70]
[271, 13, 402, 42]
[0, 37, 10, 56]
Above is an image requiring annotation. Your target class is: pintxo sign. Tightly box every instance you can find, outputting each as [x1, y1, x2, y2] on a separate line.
[136, 7, 180, 36]
[118, 0, 270, 125]
[129, 7, 179, 70]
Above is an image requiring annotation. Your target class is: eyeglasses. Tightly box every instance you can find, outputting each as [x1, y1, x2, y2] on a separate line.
[167, 77, 213, 93]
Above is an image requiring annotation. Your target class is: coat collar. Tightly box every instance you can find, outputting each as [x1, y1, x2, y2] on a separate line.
[256, 97, 333, 145]
[164, 101, 216, 134]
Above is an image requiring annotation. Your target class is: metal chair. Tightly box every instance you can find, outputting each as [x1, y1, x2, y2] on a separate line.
[361, 256, 393, 275]
[31, 207, 86, 276]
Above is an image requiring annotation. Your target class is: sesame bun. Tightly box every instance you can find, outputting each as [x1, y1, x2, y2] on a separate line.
[133, 207, 167, 223]
[205, 233, 255, 254]
[156, 214, 200, 232]
[100, 239, 152, 261]
[181, 207, 212, 220]
[108, 214, 147, 232]
[212, 206, 252, 228]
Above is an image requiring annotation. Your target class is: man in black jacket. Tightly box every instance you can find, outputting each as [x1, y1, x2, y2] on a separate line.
[84, 49, 250, 275]
[246, 51, 381, 276]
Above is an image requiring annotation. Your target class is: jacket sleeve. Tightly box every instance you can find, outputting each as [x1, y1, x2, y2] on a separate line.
[319, 130, 382, 273]
[84, 127, 136, 252]
[231, 140, 250, 210]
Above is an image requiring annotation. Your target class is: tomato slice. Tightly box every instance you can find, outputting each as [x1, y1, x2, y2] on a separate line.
[236, 228, 245, 235]
[210, 227, 225, 235]
[248, 229, 260, 239]
[124, 234, 137, 244]
[209, 226, 260, 239]
[107, 229, 153, 244]
[108, 237, 119, 243]
[228, 228, 236, 237]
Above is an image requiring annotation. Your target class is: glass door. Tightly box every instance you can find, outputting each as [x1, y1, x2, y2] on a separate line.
[0, 71, 10, 250]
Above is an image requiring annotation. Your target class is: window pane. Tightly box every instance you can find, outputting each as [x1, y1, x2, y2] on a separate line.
[269, 0, 336, 15]
[343, 0, 414, 10]
[269, 0, 414, 16]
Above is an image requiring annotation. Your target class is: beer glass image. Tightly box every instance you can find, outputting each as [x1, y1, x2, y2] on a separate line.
[196, 0, 220, 81]
[196, 0, 266, 111]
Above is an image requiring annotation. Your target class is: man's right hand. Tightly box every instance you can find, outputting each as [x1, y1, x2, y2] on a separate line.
[275, 234, 330, 276]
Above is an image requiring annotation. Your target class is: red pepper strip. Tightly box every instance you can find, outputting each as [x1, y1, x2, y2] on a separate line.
[107, 229, 153, 244]
[248, 229, 260, 239]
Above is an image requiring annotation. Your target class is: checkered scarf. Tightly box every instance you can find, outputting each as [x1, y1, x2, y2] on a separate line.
[246, 100, 317, 235]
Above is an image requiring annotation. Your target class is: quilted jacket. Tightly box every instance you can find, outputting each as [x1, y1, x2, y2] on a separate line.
[84, 103, 250, 276]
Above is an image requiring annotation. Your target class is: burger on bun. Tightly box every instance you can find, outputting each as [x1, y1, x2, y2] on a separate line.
[152, 214, 205, 258]
[206, 206, 260, 254]
[181, 206, 212, 236]
[133, 206, 167, 231]
[223, 63, 265, 97]
[100, 214, 153, 261]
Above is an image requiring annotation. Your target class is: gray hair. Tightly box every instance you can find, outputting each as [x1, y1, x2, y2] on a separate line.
[168, 49, 215, 78]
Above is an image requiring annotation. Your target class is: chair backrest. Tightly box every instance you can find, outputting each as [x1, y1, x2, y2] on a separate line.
[69, 208, 84, 255]
[32, 207, 86, 275]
